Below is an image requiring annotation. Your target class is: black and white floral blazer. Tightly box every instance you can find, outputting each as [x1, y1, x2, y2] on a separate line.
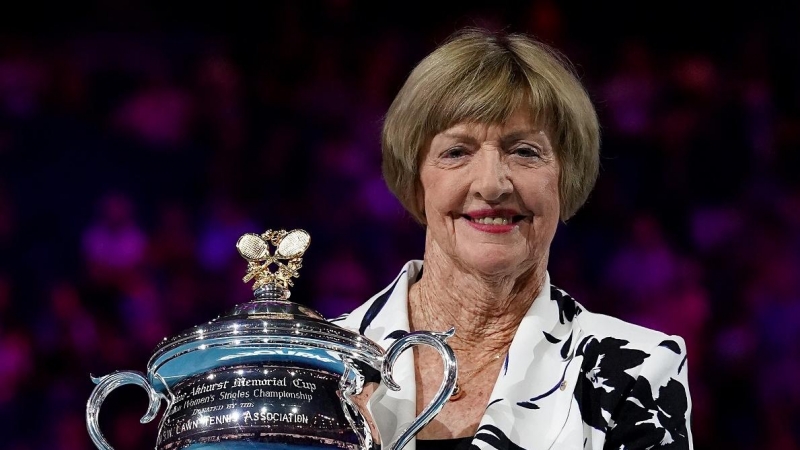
[330, 261, 694, 450]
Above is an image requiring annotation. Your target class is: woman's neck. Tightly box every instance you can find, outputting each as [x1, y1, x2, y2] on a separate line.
[408, 240, 548, 353]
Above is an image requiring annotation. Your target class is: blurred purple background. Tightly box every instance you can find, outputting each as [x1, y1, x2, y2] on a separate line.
[1, 1, 799, 449]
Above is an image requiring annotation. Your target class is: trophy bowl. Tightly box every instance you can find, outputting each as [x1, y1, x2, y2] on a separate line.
[86, 229, 457, 450]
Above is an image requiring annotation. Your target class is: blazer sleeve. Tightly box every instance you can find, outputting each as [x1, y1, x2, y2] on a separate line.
[603, 336, 694, 450]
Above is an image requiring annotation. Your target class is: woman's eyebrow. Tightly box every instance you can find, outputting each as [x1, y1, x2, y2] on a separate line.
[500, 130, 547, 146]
[438, 131, 479, 146]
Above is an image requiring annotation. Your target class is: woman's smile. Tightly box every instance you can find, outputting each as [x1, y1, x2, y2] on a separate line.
[461, 208, 530, 233]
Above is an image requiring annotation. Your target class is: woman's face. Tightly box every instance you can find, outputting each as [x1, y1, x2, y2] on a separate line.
[418, 108, 560, 276]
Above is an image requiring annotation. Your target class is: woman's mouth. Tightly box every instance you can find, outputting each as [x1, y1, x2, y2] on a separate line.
[462, 213, 527, 225]
[461, 212, 527, 232]
[465, 215, 525, 225]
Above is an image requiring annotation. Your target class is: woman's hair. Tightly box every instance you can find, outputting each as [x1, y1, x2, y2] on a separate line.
[381, 27, 600, 223]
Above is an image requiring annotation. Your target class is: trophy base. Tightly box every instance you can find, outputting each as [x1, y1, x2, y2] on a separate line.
[166, 432, 360, 450]
[187, 446, 347, 450]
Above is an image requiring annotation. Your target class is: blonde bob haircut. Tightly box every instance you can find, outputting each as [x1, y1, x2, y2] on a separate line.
[381, 28, 600, 224]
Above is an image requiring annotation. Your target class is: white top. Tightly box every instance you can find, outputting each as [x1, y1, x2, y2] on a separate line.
[331, 260, 694, 450]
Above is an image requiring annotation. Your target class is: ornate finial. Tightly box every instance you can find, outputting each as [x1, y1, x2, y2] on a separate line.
[236, 229, 310, 300]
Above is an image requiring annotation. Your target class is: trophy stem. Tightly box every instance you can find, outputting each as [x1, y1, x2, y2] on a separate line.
[254, 283, 291, 300]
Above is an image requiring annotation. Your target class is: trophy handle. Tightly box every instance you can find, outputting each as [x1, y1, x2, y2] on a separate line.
[381, 327, 457, 450]
[86, 371, 164, 450]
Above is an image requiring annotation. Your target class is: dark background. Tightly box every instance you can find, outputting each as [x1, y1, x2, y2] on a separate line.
[0, 1, 799, 448]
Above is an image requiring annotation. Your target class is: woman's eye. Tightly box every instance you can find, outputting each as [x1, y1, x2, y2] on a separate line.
[513, 146, 540, 158]
[443, 147, 468, 158]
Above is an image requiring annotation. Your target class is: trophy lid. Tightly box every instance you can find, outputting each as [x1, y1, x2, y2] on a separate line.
[147, 229, 384, 390]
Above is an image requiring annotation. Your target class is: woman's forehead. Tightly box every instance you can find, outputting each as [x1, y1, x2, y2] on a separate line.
[437, 107, 552, 137]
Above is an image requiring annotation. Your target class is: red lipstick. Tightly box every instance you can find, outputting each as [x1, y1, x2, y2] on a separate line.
[462, 209, 522, 234]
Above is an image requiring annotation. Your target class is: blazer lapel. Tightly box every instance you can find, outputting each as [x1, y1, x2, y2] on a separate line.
[474, 275, 584, 450]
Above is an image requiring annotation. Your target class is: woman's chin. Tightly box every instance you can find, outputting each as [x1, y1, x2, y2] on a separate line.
[457, 252, 528, 277]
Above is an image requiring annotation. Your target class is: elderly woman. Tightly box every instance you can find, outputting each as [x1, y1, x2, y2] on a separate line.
[332, 28, 692, 450]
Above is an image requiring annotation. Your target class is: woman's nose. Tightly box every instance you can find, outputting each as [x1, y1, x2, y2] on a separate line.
[472, 151, 512, 202]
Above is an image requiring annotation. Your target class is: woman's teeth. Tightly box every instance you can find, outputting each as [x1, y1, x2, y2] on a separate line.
[472, 217, 510, 225]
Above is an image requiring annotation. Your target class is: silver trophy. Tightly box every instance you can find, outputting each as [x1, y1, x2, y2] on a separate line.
[86, 229, 457, 450]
